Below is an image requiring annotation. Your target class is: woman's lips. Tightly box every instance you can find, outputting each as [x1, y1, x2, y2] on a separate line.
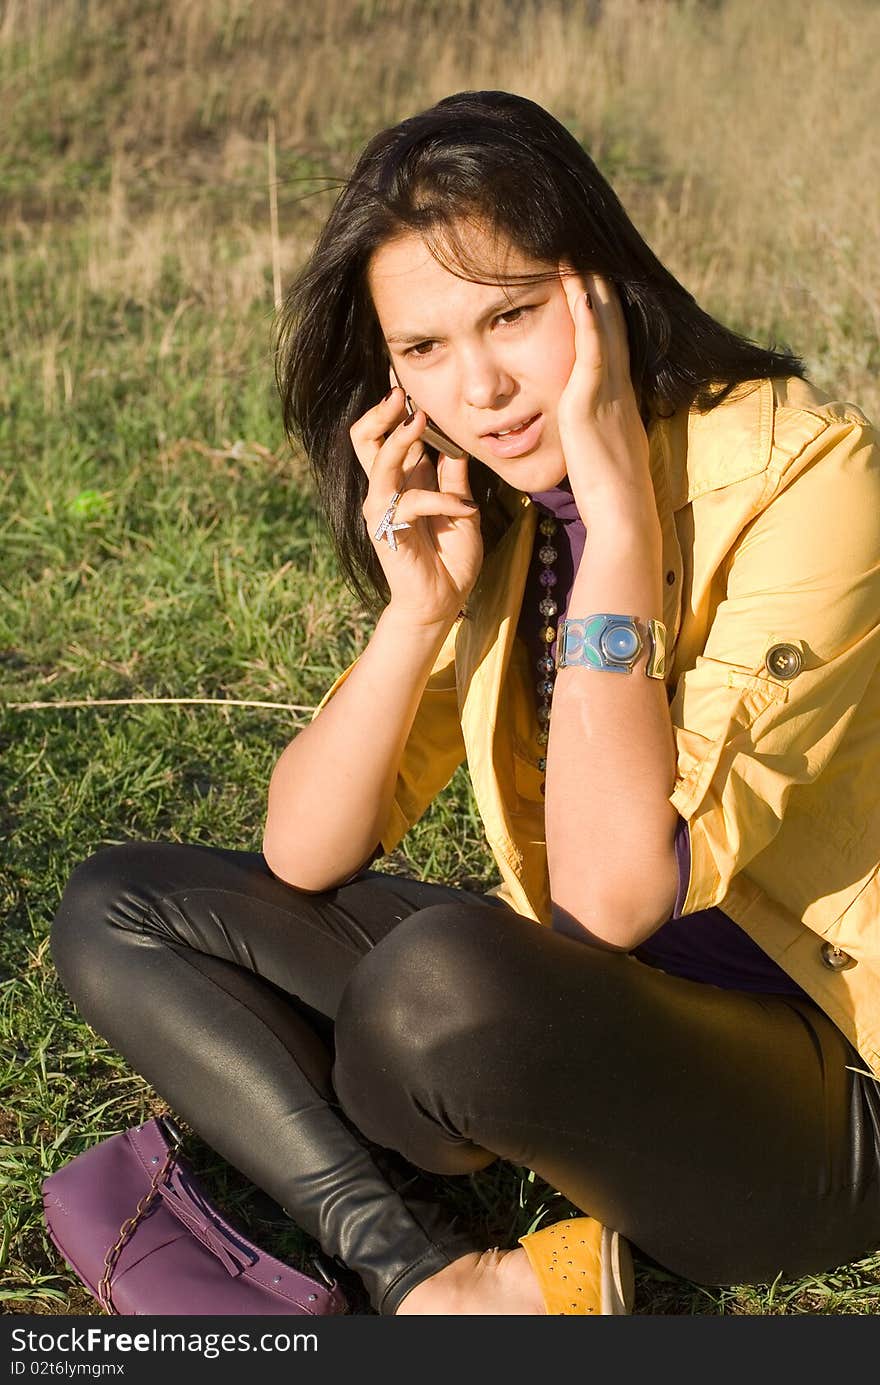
[480, 413, 543, 459]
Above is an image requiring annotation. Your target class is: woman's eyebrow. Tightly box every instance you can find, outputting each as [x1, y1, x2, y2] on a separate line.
[384, 288, 536, 346]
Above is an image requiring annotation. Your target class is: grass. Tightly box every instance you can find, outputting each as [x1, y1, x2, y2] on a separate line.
[2, 0, 880, 1316]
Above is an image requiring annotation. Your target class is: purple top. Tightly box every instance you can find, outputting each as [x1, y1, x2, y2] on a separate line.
[522, 479, 806, 997]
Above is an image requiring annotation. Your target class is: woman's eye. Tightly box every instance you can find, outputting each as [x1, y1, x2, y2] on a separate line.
[404, 307, 532, 358]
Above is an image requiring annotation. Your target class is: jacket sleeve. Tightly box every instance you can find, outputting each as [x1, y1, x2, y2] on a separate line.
[311, 622, 467, 857]
[669, 414, 880, 915]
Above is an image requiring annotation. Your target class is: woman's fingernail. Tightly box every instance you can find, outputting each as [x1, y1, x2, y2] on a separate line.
[459, 497, 479, 507]
[382, 387, 394, 402]
[585, 291, 593, 310]
[403, 408, 417, 426]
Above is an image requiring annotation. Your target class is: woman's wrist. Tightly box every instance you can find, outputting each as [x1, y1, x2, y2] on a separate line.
[380, 600, 462, 641]
[568, 504, 663, 609]
[570, 478, 661, 542]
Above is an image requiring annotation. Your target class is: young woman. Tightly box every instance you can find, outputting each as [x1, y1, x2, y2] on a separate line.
[51, 90, 880, 1316]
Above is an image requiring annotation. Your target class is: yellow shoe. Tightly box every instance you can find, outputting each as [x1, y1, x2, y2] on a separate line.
[518, 1216, 635, 1315]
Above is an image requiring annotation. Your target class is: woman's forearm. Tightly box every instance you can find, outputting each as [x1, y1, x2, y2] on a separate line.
[262, 604, 456, 891]
[545, 488, 680, 947]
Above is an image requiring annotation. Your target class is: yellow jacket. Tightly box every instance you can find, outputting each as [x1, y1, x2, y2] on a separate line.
[317, 377, 880, 1077]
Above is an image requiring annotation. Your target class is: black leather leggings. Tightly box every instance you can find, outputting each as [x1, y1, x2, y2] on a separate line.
[50, 842, 880, 1314]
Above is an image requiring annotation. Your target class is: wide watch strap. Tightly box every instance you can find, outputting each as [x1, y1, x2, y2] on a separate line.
[556, 614, 668, 679]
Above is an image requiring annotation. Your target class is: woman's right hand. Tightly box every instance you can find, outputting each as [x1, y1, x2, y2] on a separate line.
[351, 387, 484, 627]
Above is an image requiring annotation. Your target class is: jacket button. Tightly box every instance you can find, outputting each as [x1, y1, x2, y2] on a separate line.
[766, 643, 803, 679]
[820, 942, 854, 971]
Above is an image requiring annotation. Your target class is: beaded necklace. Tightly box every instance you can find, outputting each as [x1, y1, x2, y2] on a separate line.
[534, 513, 559, 796]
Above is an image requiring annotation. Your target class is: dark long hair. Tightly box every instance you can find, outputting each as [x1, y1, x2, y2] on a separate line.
[274, 89, 804, 612]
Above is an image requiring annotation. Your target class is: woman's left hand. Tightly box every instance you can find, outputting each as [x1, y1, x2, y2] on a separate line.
[555, 268, 653, 517]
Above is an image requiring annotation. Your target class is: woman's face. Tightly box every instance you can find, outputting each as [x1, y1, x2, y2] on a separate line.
[367, 223, 577, 493]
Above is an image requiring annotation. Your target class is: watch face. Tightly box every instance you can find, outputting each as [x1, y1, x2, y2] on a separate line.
[600, 621, 641, 663]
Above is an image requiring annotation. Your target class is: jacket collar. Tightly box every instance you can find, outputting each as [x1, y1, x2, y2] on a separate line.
[659, 377, 774, 511]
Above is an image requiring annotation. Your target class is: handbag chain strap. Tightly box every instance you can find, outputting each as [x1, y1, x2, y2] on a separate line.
[97, 1140, 180, 1314]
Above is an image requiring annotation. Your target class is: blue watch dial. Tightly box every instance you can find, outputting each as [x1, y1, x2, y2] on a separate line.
[600, 623, 641, 662]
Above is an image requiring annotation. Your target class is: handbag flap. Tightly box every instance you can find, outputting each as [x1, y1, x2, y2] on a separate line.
[43, 1119, 347, 1315]
[125, 1122, 347, 1311]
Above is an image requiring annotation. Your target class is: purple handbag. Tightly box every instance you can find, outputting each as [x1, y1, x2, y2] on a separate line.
[41, 1114, 348, 1316]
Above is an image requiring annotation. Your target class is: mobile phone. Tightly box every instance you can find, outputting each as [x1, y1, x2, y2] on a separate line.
[388, 367, 467, 459]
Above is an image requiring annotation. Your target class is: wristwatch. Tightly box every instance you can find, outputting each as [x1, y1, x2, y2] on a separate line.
[556, 614, 668, 679]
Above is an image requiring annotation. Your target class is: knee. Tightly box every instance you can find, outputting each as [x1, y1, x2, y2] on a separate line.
[335, 902, 513, 1081]
[53, 842, 146, 933]
[50, 843, 154, 1001]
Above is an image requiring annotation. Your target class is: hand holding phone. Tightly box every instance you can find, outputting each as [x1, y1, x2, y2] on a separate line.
[348, 380, 482, 626]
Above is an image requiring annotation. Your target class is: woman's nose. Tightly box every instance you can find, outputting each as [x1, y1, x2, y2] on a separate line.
[460, 356, 515, 411]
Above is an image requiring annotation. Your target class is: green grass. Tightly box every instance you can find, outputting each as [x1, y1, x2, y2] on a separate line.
[4, 275, 879, 1317]
[3, 0, 880, 1318]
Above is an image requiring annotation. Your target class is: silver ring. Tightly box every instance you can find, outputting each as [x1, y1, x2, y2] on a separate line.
[373, 490, 411, 551]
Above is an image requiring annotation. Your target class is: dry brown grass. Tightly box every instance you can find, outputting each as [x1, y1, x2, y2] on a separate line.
[2, 0, 878, 414]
